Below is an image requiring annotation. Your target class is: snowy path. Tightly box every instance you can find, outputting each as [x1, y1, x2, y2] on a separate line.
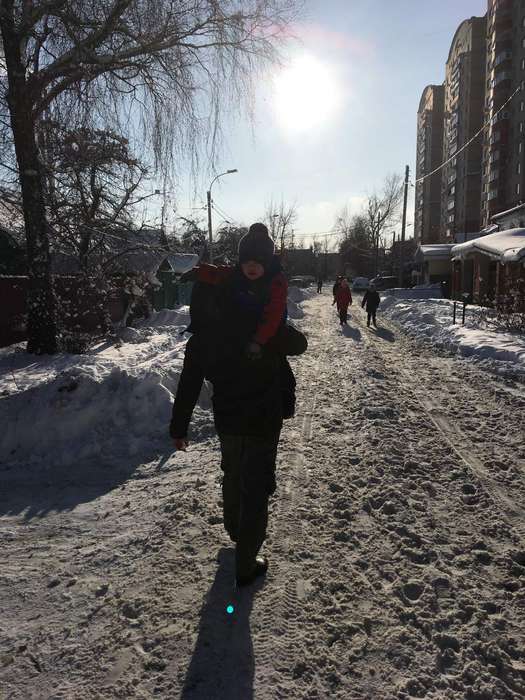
[1, 291, 525, 699]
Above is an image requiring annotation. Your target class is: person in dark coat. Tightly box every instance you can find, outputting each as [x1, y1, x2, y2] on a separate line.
[362, 283, 380, 327]
[317, 276, 323, 293]
[170, 225, 305, 587]
[333, 277, 352, 325]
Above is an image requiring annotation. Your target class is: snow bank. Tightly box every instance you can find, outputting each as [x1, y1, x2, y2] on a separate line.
[0, 307, 200, 466]
[137, 306, 190, 329]
[1, 288, 311, 467]
[287, 285, 316, 319]
[383, 285, 444, 300]
[381, 296, 525, 380]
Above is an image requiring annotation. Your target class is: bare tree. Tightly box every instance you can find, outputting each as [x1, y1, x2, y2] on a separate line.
[264, 198, 297, 252]
[310, 234, 322, 255]
[43, 124, 150, 269]
[366, 174, 404, 276]
[334, 175, 403, 278]
[0, 0, 300, 353]
[335, 211, 373, 278]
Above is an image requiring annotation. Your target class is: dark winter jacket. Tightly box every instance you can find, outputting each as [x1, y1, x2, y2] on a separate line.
[361, 289, 380, 311]
[170, 331, 284, 439]
[334, 285, 352, 309]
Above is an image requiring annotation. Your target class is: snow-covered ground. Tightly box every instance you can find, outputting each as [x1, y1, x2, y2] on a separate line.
[1, 288, 525, 699]
[0, 287, 314, 468]
[380, 295, 525, 383]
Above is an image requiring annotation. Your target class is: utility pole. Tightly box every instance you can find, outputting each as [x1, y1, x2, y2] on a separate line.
[374, 209, 381, 277]
[392, 231, 396, 276]
[398, 165, 410, 288]
[207, 189, 213, 263]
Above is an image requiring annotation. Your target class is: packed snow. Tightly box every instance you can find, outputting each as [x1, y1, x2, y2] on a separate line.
[380, 295, 525, 382]
[1, 286, 524, 699]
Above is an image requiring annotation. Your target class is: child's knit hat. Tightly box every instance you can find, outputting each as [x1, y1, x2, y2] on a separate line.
[238, 223, 275, 268]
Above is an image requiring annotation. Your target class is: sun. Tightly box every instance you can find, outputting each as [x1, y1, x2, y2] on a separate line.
[272, 54, 342, 134]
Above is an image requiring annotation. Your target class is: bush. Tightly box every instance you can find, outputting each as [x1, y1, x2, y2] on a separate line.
[475, 278, 525, 333]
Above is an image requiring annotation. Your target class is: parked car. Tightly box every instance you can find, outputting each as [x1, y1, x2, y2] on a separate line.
[352, 277, 369, 291]
[289, 276, 315, 288]
[369, 275, 398, 290]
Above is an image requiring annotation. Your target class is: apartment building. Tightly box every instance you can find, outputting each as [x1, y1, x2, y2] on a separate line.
[441, 16, 487, 239]
[414, 85, 445, 244]
[481, 0, 525, 227]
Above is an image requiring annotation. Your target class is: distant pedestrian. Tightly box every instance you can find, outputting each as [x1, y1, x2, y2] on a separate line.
[317, 276, 323, 293]
[332, 275, 342, 301]
[362, 283, 380, 328]
[333, 277, 352, 325]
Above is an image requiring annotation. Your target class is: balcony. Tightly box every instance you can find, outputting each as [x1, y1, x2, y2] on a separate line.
[493, 49, 512, 68]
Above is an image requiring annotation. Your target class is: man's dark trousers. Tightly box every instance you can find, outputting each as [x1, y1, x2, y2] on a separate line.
[219, 433, 280, 578]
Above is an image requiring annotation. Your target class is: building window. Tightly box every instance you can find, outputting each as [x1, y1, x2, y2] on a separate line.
[518, 163, 522, 174]
[516, 183, 521, 195]
[521, 122, 525, 133]
[521, 101, 525, 111]
[522, 58, 525, 70]
[520, 142, 524, 154]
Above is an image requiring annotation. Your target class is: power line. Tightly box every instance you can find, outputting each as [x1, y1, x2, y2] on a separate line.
[415, 85, 521, 185]
[211, 201, 241, 227]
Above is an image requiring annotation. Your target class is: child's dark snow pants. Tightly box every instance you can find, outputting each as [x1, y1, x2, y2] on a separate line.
[219, 432, 280, 578]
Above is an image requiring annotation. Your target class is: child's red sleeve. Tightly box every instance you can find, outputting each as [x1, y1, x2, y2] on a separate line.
[254, 272, 288, 345]
[195, 263, 233, 285]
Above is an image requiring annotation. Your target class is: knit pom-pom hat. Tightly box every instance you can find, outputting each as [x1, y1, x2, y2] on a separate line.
[238, 222, 275, 268]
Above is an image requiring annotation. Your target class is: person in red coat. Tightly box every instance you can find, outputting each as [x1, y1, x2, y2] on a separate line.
[333, 277, 352, 325]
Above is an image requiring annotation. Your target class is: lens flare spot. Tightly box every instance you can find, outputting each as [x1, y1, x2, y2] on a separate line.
[226, 604, 234, 615]
[273, 53, 342, 134]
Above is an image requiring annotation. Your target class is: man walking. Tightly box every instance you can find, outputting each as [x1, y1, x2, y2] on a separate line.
[170, 224, 305, 586]
[362, 283, 380, 328]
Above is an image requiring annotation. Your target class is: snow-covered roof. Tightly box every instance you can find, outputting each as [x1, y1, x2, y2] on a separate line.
[165, 253, 199, 274]
[451, 228, 525, 263]
[491, 203, 525, 221]
[415, 244, 455, 262]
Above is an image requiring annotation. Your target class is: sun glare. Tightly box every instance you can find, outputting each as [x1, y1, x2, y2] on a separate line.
[273, 54, 342, 134]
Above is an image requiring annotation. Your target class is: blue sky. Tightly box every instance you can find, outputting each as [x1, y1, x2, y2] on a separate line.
[167, 0, 487, 247]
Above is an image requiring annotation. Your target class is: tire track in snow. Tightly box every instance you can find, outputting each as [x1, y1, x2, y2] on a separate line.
[398, 370, 525, 540]
[354, 304, 525, 541]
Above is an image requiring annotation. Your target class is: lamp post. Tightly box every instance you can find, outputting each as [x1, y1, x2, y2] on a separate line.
[207, 169, 237, 263]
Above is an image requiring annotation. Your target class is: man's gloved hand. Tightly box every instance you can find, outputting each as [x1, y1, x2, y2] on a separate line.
[246, 341, 263, 360]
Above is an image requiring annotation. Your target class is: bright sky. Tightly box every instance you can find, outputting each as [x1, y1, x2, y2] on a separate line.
[169, 0, 487, 248]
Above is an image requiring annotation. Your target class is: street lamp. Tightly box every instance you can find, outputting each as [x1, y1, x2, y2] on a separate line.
[207, 169, 237, 263]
